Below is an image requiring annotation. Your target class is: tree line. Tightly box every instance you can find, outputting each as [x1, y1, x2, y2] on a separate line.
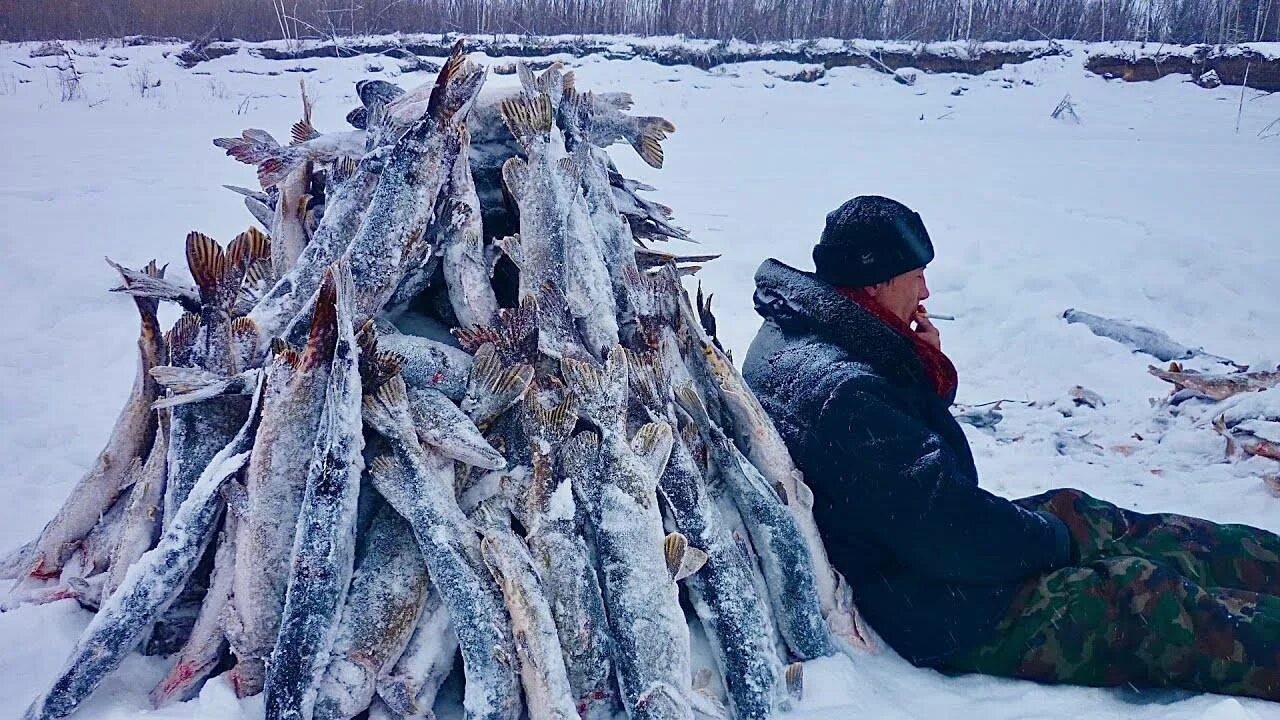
[3, 0, 1276, 44]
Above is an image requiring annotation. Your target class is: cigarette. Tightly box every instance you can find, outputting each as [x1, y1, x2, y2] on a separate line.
[922, 312, 956, 321]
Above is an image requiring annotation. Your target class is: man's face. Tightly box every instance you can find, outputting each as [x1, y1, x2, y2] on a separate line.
[868, 267, 930, 324]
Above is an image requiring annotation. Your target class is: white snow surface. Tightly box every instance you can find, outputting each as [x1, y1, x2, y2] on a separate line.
[1, 36, 1279, 720]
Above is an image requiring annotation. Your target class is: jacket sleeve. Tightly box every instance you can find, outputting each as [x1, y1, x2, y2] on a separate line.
[815, 376, 1074, 585]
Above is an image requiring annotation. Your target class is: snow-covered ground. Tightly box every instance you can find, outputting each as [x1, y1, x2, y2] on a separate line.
[1, 37, 1279, 720]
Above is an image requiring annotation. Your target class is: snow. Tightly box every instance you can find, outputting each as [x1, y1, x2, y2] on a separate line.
[1, 35, 1279, 720]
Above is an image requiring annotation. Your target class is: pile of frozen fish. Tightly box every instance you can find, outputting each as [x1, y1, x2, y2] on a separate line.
[3, 41, 872, 720]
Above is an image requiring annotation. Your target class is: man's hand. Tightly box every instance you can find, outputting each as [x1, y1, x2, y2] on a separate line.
[913, 305, 941, 351]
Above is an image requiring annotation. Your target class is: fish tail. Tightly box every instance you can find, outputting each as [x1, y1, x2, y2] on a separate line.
[629, 116, 675, 169]
[784, 662, 803, 700]
[673, 384, 712, 433]
[185, 231, 231, 308]
[664, 532, 708, 582]
[165, 312, 202, 367]
[524, 392, 579, 447]
[498, 93, 554, 151]
[629, 421, 674, 483]
[559, 345, 627, 431]
[624, 350, 668, 412]
[229, 317, 259, 373]
[465, 343, 533, 429]
[561, 431, 602, 505]
[362, 374, 415, 444]
[290, 118, 320, 145]
[214, 130, 301, 188]
[367, 453, 410, 492]
[227, 226, 271, 271]
[300, 266, 339, 372]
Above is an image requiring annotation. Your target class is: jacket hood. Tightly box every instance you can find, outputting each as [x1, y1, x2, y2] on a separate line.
[752, 258, 930, 392]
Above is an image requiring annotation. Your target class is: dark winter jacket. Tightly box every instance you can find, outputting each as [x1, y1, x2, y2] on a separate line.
[742, 259, 1074, 665]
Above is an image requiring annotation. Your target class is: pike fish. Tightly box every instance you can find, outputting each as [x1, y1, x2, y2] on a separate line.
[150, 504, 239, 707]
[378, 331, 474, 401]
[499, 92, 615, 358]
[264, 259, 366, 720]
[475, 501, 579, 720]
[225, 267, 344, 698]
[439, 130, 500, 329]
[559, 346, 691, 720]
[1149, 364, 1280, 401]
[676, 387, 834, 661]
[1063, 308, 1239, 366]
[22, 372, 265, 720]
[518, 394, 618, 720]
[102, 412, 168, 601]
[14, 259, 165, 585]
[627, 354, 780, 720]
[565, 93, 642, 343]
[313, 505, 429, 720]
[376, 590, 458, 719]
[696, 338, 873, 653]
[363, 376, 521, 720]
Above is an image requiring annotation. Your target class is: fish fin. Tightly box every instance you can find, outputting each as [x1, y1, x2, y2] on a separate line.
[625, 350, 667, 412]
[673, 384, 710, 428]
[557, 156, 582, 187]
[515, 62, 538, 95]
[453, 325, 503, 355]
[290, 118, 320, 145]
[560, 347, 627, 431]
[562, 431, 602, 505]
[367, 454, 409, 492]
[498, 94, 553, 150]
[227, 226, 271, 270]
[524, 392, 580, 446]
[599, 90, 634, 110]
[269, 337, 302, 370]
[425, 39, 467, 118]
[629, 421, 674, 483]
[213, 129, 281, 164]
[785, 662, 803, 700]
[663, 532, 688, 581]
[229, 317, 259, 372]
[500, 158, 529, 203]
[629, 116, 675, 169]
[664, 532, 709, 582]
[464, 343, 533, 429]
[535, 63, 565, 97]
[165, 312, 202, 367]
[222, 184, 268, 202]
[362, 374, 415, 443]
[300, 268, 339, 372]
[239, 260, 274, 306]
[185, 231, 228, 305]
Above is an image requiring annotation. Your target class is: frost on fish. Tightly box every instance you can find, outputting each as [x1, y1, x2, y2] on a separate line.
[377, 590, 458, 719]
[264, 260, 366, 720]
[476, 502, 579, 720]
[626, 353, 780, 719]
[150, 506, 239, 708]
[18, 259, 165, 583]
[696, 338, 871, 653]
[408, 385, 506, 470]
[23, 373, 264, 720]
[363, 375, 521, 720]
[377, 330, 472, 401]
[560, 347, 692, 720]
[1063, 308, 1236, 366]
[226, 268, 342, 698]
[516, 391, 616, 719]
[313, 506, 429, 720]
[677, 387, 833, 661]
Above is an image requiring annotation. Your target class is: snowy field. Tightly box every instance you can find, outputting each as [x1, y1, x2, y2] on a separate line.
[1, 37, 1279, 720]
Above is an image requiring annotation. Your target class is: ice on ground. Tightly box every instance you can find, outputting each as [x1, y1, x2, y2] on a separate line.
[0, 36, 1278, 720]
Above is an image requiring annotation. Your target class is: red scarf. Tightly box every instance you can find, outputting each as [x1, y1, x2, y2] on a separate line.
[836, 286, 958, 400]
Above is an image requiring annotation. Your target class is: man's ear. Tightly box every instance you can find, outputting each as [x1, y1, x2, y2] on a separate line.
[864, 282, 885, 297]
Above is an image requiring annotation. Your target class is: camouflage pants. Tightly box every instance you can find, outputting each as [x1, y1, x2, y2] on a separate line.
[940, 488, 1280, 702]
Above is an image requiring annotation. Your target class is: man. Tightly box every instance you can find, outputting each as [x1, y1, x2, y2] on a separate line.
[741, 195, 1280, 701]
